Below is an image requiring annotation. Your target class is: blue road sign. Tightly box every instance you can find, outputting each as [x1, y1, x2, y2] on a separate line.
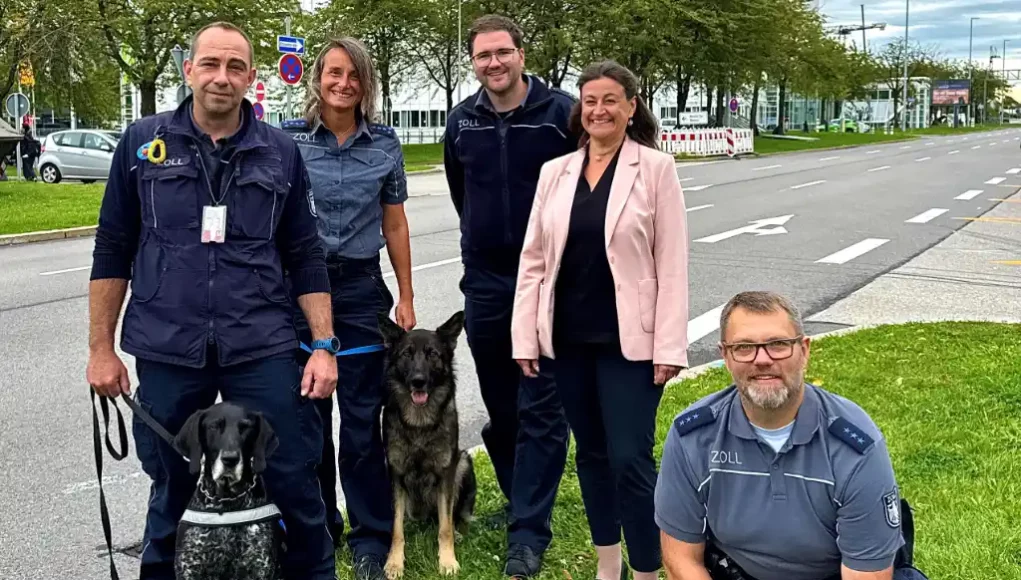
[277, 35, 306, 55]
[278, 54, 304, 85]
[253, 102, 265, 121]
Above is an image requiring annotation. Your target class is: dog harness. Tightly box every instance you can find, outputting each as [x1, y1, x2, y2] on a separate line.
[180, 503, 283, 527]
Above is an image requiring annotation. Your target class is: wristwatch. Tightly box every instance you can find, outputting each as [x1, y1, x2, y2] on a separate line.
[310, 337, 341, 354]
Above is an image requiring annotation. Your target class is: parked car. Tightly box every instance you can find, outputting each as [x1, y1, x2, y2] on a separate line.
[38, 129, 121, 184]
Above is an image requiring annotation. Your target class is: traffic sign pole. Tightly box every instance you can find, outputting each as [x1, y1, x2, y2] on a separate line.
[285, 17, 292, 121]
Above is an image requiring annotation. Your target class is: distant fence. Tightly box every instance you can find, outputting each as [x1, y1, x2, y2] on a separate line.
[659, 128, 754, 157]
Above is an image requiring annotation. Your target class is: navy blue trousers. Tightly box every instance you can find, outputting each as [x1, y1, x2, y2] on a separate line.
[551, 341, 663, 573]
[295, 256, 395, 560]
[460, 265, 570, 552]
[133, 348, 335, 580]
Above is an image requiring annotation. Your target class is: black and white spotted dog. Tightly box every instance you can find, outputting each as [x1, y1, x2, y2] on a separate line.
[172, 402, 285, 580]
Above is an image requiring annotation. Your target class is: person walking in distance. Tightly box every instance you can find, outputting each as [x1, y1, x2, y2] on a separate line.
[442, 13, 579, 578]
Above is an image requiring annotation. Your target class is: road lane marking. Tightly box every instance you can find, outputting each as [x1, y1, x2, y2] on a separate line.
[686, 184, 714, 192]
[694, 215, 793, 243]
[1007, 168, 1020, 175]
[905, 208, 948, 224]
[867, 165, 891, 172]
[955, 189, 984, 200]
[989, 142, 998, 147]
[679, 177, 695, 182]
[1004, 140, 1012, 144]
[948, 150, 960, 155]
[687, 304, 726, 344]
[39, 266, 90, 276]
[915, 157, 931, 162]
[985, 177, 1007, 185]
[383, 257, 460, 279]
[925, 142, 935, 146]
[900, 145, 912, 150]
[987, 198, 1021, 202]
[819, 156, 840, 161]
[866, 150, 881, 154]
[790, 180, 826, 190]
[816, 238, 889, 264]
[752, 164, 782, 172]
[687, 204, 714, 212]
[972, 145, 982, 149]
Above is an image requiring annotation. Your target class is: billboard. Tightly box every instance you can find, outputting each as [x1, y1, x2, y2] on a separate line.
[932, 80, 971, 105]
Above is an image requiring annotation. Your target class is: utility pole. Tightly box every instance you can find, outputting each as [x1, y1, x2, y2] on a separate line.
[861, 5, 867, 52]
[969, 18, 978, 126]
[285, 16, 292, 121]
[900, 0, 910, 132]
[1002, 39, 1010, 124]
[457, 0, 463, 105]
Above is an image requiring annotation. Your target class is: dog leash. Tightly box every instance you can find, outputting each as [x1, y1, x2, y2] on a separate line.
[91, 389, 185, 580]
[299, 341, 386, 356]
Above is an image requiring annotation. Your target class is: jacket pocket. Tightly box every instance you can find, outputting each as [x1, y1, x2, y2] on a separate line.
[638, 278, 658, 333]
[140, 164, 200, 229]
[231, 162, 285, 239]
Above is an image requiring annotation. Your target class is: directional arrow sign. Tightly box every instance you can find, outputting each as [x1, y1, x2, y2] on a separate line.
[694, 214, 794, 244]
[277, 35, 306, 55]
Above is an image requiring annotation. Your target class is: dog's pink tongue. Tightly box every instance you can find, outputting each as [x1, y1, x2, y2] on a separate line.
[412, 392, 429, 405]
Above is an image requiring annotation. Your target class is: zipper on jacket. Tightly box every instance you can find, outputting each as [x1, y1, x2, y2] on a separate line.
[192, 144, 218, 346]
[497, 116, 512, 245]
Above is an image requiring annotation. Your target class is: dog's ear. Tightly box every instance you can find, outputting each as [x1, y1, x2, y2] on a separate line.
[377, 311, 405, 347]
[250, 412, 279, 474]
[436, 310, 465, 348]
[173, 410, 206, 474]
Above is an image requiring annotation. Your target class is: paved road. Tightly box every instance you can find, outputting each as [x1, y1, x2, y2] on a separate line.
[2, 128, 1020, 578]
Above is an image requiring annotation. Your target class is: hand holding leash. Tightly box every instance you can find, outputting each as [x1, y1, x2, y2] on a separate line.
[516, 359, 540, 378]
[87, 348, 131, 397]
[301, 350, 338, 399]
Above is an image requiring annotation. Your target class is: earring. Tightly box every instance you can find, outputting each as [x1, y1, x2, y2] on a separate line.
[628, 118, 634, 126]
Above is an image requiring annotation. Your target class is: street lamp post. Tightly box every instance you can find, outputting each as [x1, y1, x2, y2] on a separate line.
[969, 17, 979, 126]
[1001, 40, 1011, 124]
[900, 0, 910, 132]
[457, 0, 463, 104]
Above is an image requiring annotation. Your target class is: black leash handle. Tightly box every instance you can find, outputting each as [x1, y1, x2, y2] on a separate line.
[91, 389, 128, 580]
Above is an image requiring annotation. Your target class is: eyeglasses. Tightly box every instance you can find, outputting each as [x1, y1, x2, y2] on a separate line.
[471, 48, 518, 66]
[722, 336, 804, 363]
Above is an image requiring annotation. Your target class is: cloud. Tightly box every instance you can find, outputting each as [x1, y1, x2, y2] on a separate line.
[819, 0, 1021, 72]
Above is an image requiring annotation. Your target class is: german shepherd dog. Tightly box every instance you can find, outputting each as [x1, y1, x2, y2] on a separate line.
[377, 311, 477, 578]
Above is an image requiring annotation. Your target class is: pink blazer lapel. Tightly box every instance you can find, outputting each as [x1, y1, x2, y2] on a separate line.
[605, 138, 641, 247]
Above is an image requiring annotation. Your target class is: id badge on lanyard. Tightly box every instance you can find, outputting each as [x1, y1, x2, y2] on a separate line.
[201, 205, 227, 243]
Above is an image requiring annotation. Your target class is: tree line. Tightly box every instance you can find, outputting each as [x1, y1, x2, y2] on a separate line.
[1, 0, 1012, 131]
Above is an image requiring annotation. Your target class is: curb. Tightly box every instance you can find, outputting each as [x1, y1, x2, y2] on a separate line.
[406, 166, 444, 176]
[0, 225, 97, 247]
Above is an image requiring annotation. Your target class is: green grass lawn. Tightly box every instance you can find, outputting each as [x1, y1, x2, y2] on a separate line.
[328, 321, 1021, 580]
[0, 143, 443, 236]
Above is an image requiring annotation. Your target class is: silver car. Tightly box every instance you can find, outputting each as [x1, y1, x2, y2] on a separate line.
[38, 129, 121, 184]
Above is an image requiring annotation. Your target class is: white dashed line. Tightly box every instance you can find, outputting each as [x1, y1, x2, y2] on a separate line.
[866, 150, 881, 154]
[687, 204, 714, 213]
[1007, 168, 1020, 175]
[816, 239, 890, 264]
[679, 177, 695, 182]
[900, 145, 912, 150]
[986, 177, 1007, 185]
[954, 189, 983, 200]
[383, 257, 460, 278]
[687, 304, 727, 344]
[790, 180, 826, 190]
[39, 266, 90, 276]
[972, 145, 982, 150]
[819, 156, 840, 161]
[752, 164, 783, 172]
[915, 157, 931, 162]
[867, 166, 891, 172]
[905, 208, 948, 224]
[948, 150, 960, 155]
[925, 142, 935, 146]
[686, 184, 714, 192]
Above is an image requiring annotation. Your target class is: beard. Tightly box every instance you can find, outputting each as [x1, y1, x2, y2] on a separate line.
[737, 369, 804, 410]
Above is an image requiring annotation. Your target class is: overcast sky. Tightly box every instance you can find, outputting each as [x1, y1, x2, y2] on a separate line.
[818, 0, 1021, 76]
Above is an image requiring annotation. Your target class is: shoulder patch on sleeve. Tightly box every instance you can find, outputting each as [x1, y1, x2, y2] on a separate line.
[368, 123, 396, 137]
[672, 407, 715, 437]
[828, 417, 875, 454]
[883, 487, 902, 527]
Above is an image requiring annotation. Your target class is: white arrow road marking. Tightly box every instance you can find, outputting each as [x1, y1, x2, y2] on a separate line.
[752, 164, 782, 172]
[687, 304, 727, 344]
[1007, 168, 1020, 175]
[954, 189, 984, 200]
[868, 165, 891, 172]
[905, 208, 948, 224]
[687, 204, 714, 212]
[695, 215, 794, 243]
[816, 238, 889, 264]
[686, 184, 714, 192]
[986, 177, 1007, 185]
[790, 180, 826, 190]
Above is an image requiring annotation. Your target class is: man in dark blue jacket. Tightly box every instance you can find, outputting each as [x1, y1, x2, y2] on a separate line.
[86, 22, 338, 580]
[443, 14, 579, 578]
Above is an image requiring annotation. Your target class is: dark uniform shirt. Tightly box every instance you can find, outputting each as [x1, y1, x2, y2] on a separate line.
[655, 384, 905, 580]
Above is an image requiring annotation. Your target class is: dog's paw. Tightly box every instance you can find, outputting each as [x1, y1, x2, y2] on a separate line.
[438, 552, 460, 575]
[384, 557, 405, 580]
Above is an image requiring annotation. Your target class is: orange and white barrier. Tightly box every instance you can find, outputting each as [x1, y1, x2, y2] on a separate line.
[659, 128, 754, 157]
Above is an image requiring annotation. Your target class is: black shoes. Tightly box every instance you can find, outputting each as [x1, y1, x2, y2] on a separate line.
[353, 554, 386, 580]
[504, 544, 543, 578]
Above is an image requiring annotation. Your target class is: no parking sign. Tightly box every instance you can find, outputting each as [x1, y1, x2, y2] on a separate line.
[278, 54, 303, 85]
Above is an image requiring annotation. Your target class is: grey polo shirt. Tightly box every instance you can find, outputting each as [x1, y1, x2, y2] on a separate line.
[654, 384, 905, 580]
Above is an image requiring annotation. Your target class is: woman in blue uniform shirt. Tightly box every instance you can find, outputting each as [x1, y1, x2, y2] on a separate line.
[291, 36, 416, 579]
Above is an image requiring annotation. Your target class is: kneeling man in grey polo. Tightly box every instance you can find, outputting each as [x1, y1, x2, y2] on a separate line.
[655, 291, 914, 580]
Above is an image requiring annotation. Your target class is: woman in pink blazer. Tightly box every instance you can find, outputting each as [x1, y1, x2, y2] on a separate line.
[511, 60, 689, 580]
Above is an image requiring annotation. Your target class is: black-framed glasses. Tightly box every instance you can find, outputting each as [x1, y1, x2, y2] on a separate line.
[722, 336, 804, 363]
[471, 48, 518, 66]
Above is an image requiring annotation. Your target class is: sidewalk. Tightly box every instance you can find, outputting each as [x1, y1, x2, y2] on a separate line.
[808, 189, 1021, 327]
